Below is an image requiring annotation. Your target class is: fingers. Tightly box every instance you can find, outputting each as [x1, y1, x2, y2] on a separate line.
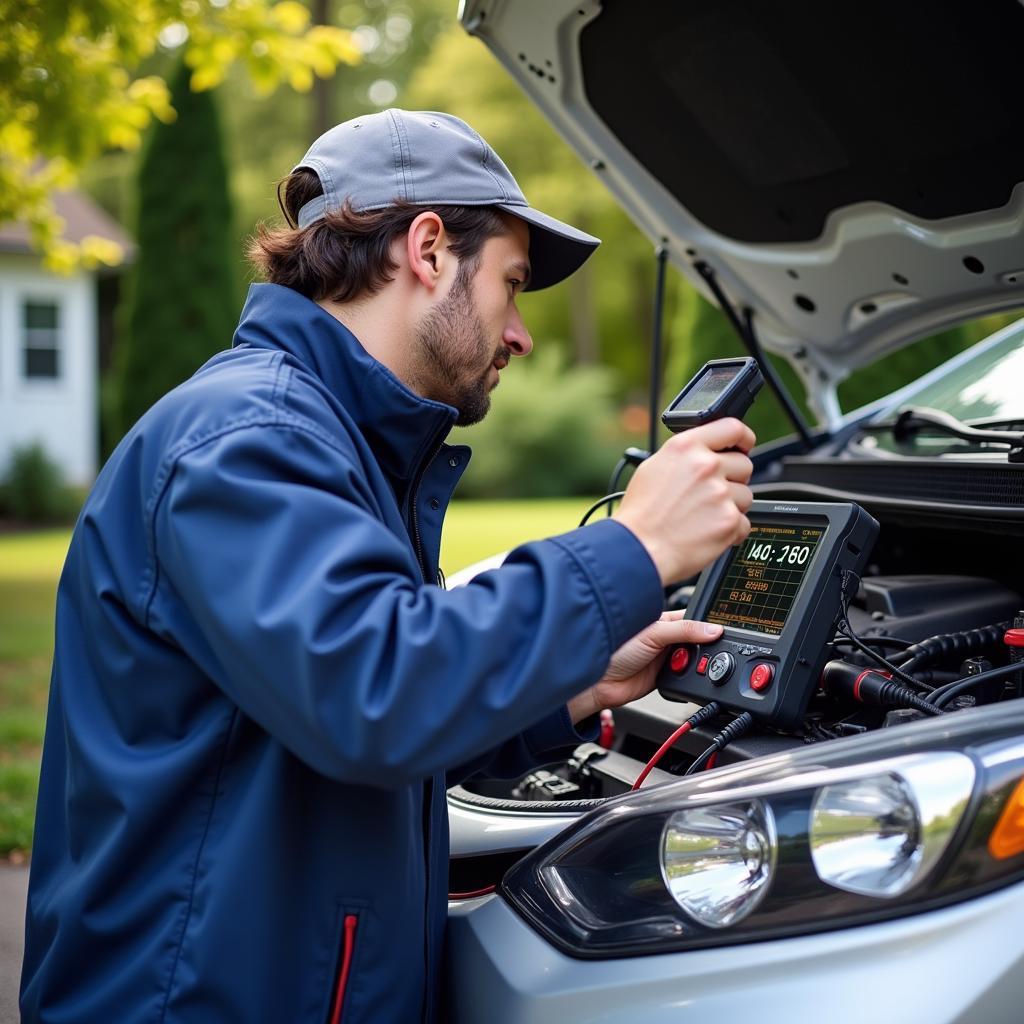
[652, 617, 724, 647]
[719, 450, 754, 483]
[728, 481, 753, 513]
[680, 417, 756, 455]
[730, 508, 752, 545]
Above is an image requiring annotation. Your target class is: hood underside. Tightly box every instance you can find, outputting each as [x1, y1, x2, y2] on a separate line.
[459, 0, 1024, 415]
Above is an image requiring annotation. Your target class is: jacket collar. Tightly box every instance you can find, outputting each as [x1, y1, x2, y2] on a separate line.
[233, 283, 458, 482]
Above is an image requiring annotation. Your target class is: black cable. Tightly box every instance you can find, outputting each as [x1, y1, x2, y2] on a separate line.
[604, 457, 629, 517]
[833, 623, 933, 692]
[894, 622, 1009, 671]
[832, 635, 914, 650]
[927, 662, 1024, 708]
[834, 571, 932, 692]
[683, 712, 755, 775]
[603, 447, 650, 517]
[579, 492, 625, 527]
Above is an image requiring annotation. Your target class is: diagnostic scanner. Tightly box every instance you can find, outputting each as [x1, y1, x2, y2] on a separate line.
[658, 500, 879, 729]
[662, 357, 764, 433]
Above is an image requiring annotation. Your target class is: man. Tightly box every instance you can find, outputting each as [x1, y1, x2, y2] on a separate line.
[21, 110, 754, 1022]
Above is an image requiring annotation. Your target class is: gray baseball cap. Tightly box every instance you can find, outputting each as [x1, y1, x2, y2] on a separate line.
[291, 109, 600, 291]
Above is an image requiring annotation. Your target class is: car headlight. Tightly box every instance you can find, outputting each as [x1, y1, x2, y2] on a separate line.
[501, 702, 1024, 958]
[661, 800, 776, 927]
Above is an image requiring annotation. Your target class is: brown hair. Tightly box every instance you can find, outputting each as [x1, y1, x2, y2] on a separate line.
[247, 168, 508, 303]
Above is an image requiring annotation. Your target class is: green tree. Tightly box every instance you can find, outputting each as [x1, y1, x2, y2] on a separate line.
[107, 60, 237, 445]
[0, 0, 357, 269]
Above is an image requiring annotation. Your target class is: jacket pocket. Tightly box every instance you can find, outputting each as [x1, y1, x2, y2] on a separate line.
[326, 911, 359, 1024]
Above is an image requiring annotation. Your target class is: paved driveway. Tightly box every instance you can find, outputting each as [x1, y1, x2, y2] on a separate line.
[0, 866, 27, 1023]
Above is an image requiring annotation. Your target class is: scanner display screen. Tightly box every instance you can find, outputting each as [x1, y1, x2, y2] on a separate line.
[706, 522, 826, 636]
[668, 365, 738, 412]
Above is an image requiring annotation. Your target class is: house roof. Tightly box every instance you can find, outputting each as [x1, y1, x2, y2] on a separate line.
[0, 189, 135, 265]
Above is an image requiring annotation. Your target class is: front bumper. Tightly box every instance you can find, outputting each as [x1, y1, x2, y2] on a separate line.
[445, 877, 1024, 1023]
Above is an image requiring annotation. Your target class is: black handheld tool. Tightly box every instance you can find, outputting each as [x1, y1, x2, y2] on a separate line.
[661, 357, 764, 433]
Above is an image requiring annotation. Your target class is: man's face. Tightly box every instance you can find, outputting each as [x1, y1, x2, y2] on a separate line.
[413, 216, 533, 426]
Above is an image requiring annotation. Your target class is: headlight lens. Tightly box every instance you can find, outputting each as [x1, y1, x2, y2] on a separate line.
[661, 800, 776, 927]
[497, 706, 1024, 959]
[810, 774, 920, 897]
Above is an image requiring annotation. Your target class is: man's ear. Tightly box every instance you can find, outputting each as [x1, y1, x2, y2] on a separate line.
[406, 211, 450, 291]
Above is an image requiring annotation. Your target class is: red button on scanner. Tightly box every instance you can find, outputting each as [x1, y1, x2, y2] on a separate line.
[750, 662, 775, 692]
[696, 655, 709, 675]
[670, 647, 691, 674]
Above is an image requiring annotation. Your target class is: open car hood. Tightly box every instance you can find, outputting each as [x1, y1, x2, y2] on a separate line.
[459, 0, 1024, 422]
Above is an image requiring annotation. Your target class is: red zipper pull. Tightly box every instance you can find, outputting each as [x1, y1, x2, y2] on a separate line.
[329, 913, 359, 1024]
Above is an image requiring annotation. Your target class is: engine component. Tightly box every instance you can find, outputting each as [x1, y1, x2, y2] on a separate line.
[821, 660, 942, 716]
[512, 770, 581, 802]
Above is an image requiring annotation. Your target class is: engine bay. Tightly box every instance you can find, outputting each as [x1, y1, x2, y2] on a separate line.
[455, 492, 1024, 807]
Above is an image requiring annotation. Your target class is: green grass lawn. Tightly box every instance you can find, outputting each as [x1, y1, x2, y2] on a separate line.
[0, 498, 594, 857]
[0, 530, 70, 859]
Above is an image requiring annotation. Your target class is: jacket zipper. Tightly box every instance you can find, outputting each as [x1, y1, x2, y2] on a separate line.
[407, 442, 443, 585]
[328, 913, 359, 1024]
[405, 441, 443, 1021]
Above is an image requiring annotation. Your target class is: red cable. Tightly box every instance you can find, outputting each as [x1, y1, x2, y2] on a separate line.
[632, 720, 694, 790]
[448, 885, 497, 900]
[704, 752, 718, 771]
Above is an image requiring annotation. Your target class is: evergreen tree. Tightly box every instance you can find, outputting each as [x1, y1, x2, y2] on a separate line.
[107, 59, 237, 445]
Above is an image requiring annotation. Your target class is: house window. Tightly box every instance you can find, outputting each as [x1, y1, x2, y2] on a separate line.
[22, 301, 61, 379]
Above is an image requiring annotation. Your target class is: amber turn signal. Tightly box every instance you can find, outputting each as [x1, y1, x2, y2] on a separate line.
[988, 777, 1024, 860]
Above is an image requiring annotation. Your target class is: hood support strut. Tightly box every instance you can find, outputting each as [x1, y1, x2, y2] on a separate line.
[694, 261, 815, 449]
[648, 245, 669, 455]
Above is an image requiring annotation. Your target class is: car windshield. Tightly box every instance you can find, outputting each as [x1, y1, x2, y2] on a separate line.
[887, 323, 1024, 423]
[857, 323, 1024, 457]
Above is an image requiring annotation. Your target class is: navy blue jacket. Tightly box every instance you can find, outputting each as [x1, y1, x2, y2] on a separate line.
[21, 284, 663, 1023]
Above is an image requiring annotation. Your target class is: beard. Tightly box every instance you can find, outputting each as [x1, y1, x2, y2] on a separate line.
[414, 268, 508, 427]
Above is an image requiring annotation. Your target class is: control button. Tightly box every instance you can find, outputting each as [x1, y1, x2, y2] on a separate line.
[670, 647, 691, 674]
[696, 655, 710, 676]
[706, 652, 734, 684]
[1005, 628, 1024, 648]
[750, 662, 775, 692]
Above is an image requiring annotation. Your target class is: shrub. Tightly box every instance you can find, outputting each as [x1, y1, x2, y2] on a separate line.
[453, 349, 633, 498]
[1, 442, 76, 524]
[106, 58, 237, 446]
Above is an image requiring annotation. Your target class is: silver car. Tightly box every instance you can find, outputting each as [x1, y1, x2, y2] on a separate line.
[445, 2, 1024, 1021]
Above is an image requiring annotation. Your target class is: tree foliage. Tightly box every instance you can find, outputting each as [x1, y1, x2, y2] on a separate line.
[453, 349, 632, 499]
[106, 60, 238, 444]
[0, 0, 358, 270]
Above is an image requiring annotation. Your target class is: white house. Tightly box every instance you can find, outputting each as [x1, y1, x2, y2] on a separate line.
[0, 191, 132, 487]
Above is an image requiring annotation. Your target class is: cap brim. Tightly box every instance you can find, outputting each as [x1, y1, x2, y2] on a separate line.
[496, 204, 600, 291]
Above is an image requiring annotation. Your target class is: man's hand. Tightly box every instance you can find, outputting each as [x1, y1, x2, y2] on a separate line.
[613, 418, 755, 585]
[568, 613, 724, 724]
